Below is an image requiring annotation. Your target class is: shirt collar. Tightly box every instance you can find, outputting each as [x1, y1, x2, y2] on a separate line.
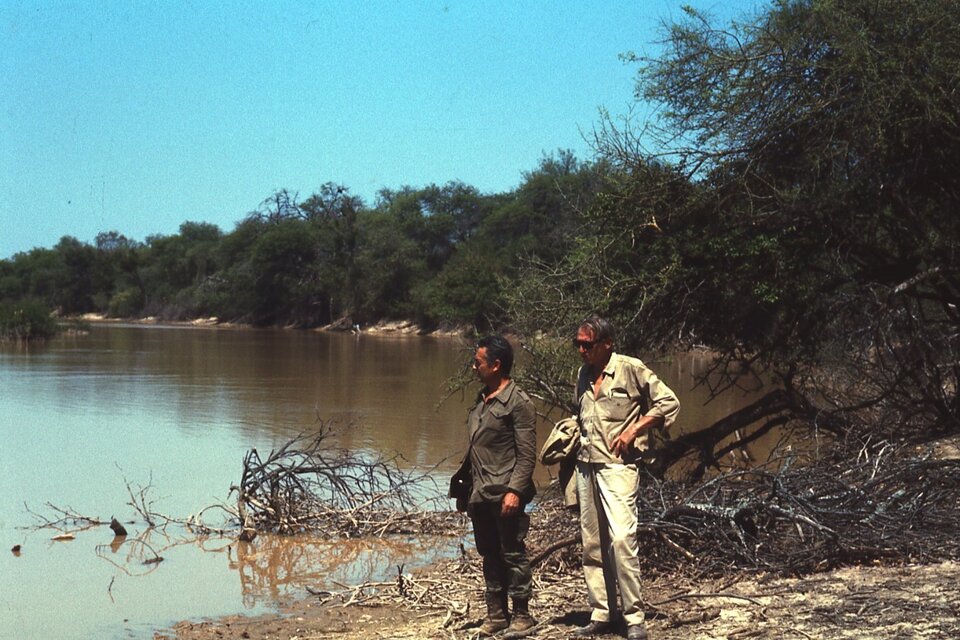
[601, 352, 620, 378]
[479, 379, 515, 405]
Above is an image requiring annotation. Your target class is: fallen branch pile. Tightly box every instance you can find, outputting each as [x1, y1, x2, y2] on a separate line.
[526, 440, 960, 580]
[297, 439, 960, 638]
[632, 441, 960, 577]
[231, 427, 456, 540]
[229, 428, 959, 579]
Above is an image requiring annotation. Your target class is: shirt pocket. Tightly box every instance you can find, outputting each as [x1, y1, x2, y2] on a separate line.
[601, 390, 634, 423]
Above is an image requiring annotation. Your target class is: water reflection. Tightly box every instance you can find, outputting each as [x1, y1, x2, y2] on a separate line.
[61, 325, 477, 461]
[90, 526, 456, 609]
[230, 534, 458, 607]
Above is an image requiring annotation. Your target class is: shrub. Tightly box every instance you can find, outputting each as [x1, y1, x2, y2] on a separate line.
[107, 287, 145, 318]
[0, 300, 58, 340]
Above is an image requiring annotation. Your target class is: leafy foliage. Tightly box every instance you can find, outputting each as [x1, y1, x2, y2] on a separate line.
[0, 300, 58, 340]
[509, 0, 960, 477]
[0, 152, 602, 332]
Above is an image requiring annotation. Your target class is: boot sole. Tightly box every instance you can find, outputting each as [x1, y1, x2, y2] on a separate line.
[503, 623, 541, 639]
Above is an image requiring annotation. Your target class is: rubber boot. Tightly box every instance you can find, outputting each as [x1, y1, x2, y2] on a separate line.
[478, 591, 510, 636]
[506, 597, 538, 635]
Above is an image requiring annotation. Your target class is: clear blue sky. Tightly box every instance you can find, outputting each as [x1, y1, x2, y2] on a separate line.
[1, 0, 762, 260]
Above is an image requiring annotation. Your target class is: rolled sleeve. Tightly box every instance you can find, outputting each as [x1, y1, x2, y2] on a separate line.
[637, 367, 680, 429]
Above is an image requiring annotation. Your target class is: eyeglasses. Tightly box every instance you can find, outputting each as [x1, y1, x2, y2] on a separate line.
[572, 339, 597, 350]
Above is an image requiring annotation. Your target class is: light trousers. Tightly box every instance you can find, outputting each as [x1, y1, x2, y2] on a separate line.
[576, 461, 645, 626]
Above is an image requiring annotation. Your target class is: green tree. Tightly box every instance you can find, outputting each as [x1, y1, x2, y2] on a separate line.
[375, 182, 497, 276]
[198, 217, 265, 322]
[301, 184, 366, 322]
[138, 222, 223, 318]
[376, 186, 452, 273]
[353, 211, 427, 322]
[51, 236, 97, 313]
[485, 150, 602, 265]
[10, 248, 61, 307]
[95, 231, 142, 315]
[415, 240, 504, 328]
[0, 257, 25, 303]
[639, 0, 959, 437]
[511, 0, 960, 477]
[248, 219, 320, 326]
[0, 300, 58, 340]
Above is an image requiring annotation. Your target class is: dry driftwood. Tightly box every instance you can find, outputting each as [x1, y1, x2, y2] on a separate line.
[528, 439, 960, 579]
[231, 425, 451, 539]
[302, 438, 960, 638]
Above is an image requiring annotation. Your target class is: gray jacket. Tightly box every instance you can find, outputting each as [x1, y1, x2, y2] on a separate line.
[451, 380, 537, 505]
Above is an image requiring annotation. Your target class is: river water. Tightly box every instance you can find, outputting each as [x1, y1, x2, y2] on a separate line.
[0, 324, 760, 639]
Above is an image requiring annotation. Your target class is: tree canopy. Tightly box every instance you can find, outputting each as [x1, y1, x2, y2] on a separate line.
[0, 151, 599, 332]
[507, 0, 959, 477]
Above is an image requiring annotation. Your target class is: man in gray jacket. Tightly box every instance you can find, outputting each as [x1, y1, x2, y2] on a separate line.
[450, 335, 538, 636]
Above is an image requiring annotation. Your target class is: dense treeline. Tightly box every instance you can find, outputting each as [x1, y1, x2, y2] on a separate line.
[0, 151, 599, 331]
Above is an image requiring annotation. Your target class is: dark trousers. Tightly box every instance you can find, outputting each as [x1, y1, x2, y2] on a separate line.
[470, 501, 533, 599]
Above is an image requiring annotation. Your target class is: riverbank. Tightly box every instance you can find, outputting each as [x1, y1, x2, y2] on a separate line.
[157, 556, 960, 639]
[74, 313, 471, 337]
[159, 434, 960, 640]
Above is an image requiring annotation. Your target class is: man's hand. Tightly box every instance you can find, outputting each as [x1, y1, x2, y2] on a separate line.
[611, 424, 640, 458]
[611, 415, 664, 458]
[500, 491, 520, 517]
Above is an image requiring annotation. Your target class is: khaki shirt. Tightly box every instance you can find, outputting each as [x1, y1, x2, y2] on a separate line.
[576, 352, 680, 464]
[459, 380, 538, 504]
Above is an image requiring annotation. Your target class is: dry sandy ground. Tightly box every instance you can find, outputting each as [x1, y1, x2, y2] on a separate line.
[157, 558, 959, 640]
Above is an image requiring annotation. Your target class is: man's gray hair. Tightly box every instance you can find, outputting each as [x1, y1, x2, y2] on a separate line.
[578, 315, 615, 343]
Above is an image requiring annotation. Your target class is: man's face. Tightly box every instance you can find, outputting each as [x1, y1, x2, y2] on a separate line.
[575, 327, 612, 369]
[472, 347, 499, 387]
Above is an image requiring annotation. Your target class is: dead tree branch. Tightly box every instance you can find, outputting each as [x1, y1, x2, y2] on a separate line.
[230, 425, 451, 539]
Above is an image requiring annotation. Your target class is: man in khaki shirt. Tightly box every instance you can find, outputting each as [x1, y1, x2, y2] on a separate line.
[571, 316, 679, 640]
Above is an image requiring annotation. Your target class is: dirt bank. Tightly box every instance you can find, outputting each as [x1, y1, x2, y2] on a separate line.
[75, 313, 471, 337]
[157, 557, 959, 640]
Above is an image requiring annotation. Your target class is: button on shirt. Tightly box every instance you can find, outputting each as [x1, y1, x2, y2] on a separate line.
[576, 352, 680, 464]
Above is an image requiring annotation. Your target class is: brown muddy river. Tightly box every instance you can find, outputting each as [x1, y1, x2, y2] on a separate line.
[0, 324, 761, 639]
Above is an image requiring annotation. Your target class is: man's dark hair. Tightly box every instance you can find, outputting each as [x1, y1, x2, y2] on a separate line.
[477, 334, 514, 377]
[578, 315, 616, 344]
